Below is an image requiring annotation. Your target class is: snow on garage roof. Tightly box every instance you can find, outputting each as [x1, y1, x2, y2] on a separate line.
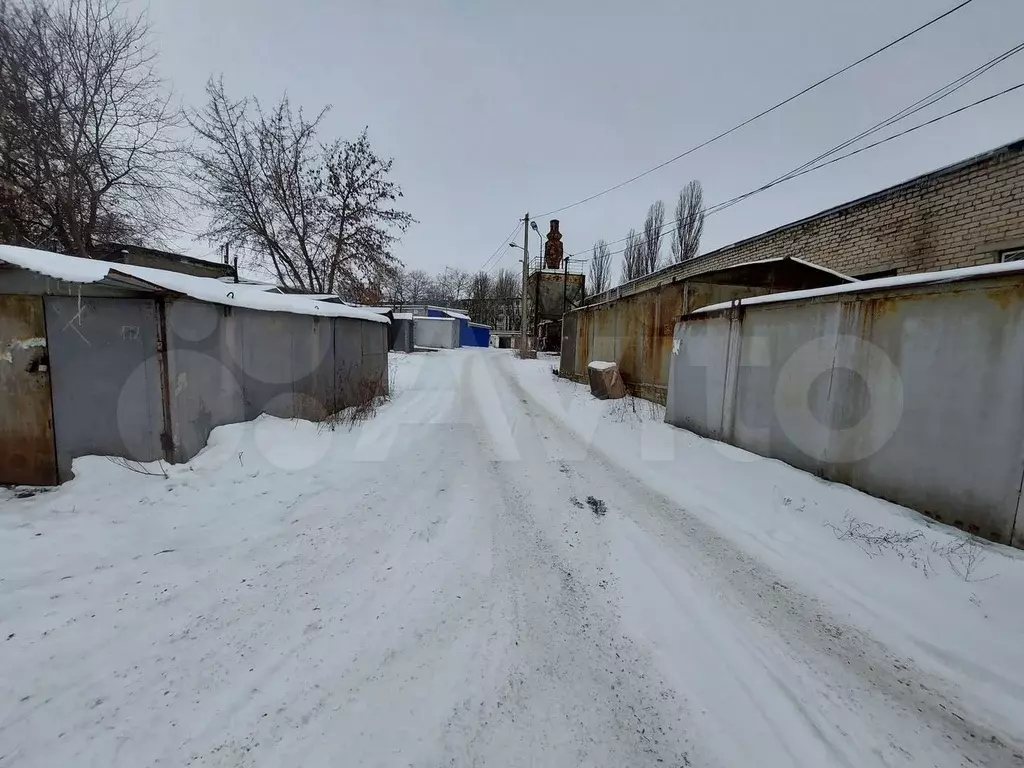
[0, 244, 389, 323]
[693, 259, 1024, 315]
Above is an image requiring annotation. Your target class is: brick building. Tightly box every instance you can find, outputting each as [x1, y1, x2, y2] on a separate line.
[587, 137, 1024, 305]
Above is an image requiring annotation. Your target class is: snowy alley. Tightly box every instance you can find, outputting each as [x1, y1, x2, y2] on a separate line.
[2, 348, 1024, 767]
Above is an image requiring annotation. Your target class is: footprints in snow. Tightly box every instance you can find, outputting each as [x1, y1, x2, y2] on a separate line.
[568, 494, 608, 518]
[585, 496, 608, 518]
[561, 462, 607, 518]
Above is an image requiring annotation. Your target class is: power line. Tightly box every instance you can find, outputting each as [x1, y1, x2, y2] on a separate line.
[476, 219, 525, 274]
[577, 40, 1024, 258]
[706, 40, 1024, 216]
[590, 79, 1024, 265]
[535, 0, 979, 218]
[717, 80, 1024, 200]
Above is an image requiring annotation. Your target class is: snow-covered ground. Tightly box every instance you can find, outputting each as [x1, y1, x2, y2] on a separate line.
[2, 349, 1023, 767]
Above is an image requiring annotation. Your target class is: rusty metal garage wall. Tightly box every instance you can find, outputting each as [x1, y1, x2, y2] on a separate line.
[666, 275, 1024, 548]
[562, 281, 765, 403]
[165, 302, 381, 464]
[45, 296, 165, 481]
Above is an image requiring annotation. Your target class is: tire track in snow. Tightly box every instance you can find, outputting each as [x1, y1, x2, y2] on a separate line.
[455, 352, 707, 768]
[491, 352, 1024, 768]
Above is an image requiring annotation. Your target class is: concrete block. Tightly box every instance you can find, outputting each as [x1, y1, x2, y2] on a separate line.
[588, 361, 626, 400]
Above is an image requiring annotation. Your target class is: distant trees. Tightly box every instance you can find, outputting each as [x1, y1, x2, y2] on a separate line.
[639, 200, 665, 274]
[482, 267, 521, 330]
[467, 271, 492, 324]
[588, 239, 612, 294]
[378, 264, 520, 328]
[615, 179, 705, 284]
[432, 266, 470, 306]
[0, 0, 182, 255]
[670, 180, 704, 262]
[188, 78, 414, 297]
[404, 269, 432, 303]
[620, 229, 643, 283]
[493, 268, 519, 306]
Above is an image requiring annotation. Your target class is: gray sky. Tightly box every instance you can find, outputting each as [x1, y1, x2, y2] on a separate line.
[139, 0, 1024, 279]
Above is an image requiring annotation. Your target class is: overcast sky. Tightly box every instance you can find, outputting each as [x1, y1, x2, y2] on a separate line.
[135, 0, 1024, 280]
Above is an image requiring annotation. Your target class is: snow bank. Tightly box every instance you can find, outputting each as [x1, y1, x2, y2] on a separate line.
[510, 357, 1024, 738]
[0, 244, 388, 323]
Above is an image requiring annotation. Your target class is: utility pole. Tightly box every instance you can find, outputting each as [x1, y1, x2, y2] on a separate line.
[520, 213, 530, 356]
[562, 256, 569, 317]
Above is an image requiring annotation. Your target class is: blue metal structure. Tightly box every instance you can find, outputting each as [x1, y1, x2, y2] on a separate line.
[423, 307, 490, 347]
[467, 322, 491, 348]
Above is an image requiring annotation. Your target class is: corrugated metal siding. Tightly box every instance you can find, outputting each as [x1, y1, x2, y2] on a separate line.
[666, 274, 1024, 548]
[564, 281, 764, 403]
[45, 296, 164, 481]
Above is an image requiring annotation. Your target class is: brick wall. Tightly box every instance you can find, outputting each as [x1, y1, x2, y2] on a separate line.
[587, 139, 1024, 304]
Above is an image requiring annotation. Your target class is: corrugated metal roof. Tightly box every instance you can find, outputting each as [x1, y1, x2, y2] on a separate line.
[694, 259, 1024, 315]
[0, 244, 389, 324]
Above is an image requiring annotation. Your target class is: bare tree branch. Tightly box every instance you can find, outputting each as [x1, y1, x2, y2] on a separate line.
[187, 80, 414, 296]
[639, 199, 665, 274]
[0, 0, 184, 254]
[588, 239, 612, 295]
[620, 228, 642, 284]
[671, 180, 705, 262]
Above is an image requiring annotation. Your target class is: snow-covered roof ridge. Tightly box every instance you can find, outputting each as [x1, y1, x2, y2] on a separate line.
[693, 260, 1024, 316]
[0, 244, 389, 324]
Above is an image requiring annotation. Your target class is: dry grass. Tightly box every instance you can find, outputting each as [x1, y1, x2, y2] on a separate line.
[825, 513, 996, 582]
[607, 395, 665, 424]
[825, 514, 932, 576]
[317, 368, 392, 433]
[932, 535, 994, 582]
[106, 456, 169, 478]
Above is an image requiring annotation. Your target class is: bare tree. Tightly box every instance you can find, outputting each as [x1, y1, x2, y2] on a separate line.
[0, 0, 183, 255]
[671, 180, 705, 262]
[494, 268, 519, 300]
[468, 271, 494, 326]
[588, 239, 612, 295]
[639, 200, 665, 274]
[188, 79, 414, 295]
[433, 266, 470, 306]
[379, 267, 406, 305]
[493, 267, 520, 331]
[404, 268, 432, 304]
[620, 228, 643, 284]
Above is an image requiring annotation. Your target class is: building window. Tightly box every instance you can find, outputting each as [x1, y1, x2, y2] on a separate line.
[1000, 248, 1024, 263]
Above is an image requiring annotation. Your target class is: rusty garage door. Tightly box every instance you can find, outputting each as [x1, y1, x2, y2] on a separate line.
[0, 295, 56, 485]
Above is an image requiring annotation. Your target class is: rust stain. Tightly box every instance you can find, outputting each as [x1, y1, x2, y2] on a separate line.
[985, 285, 1024, 312]
[0, 295, 57, 485]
